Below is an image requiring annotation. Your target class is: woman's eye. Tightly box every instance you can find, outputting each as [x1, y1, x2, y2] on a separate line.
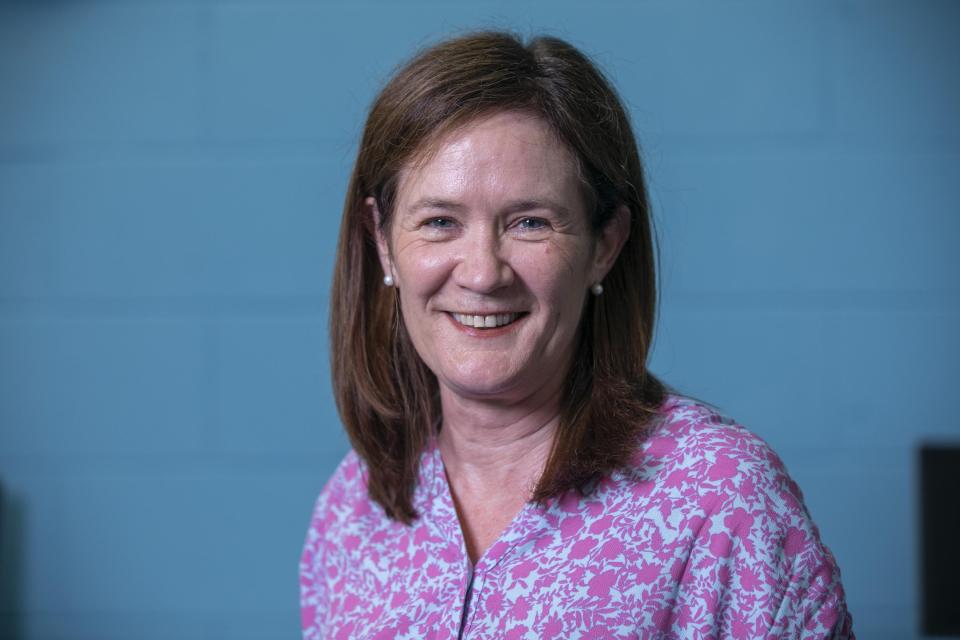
[425, 217, 455, 230]
[516, 217, 548, 231]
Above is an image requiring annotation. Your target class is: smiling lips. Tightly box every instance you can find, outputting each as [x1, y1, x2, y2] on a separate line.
[450, 312, 522, 329]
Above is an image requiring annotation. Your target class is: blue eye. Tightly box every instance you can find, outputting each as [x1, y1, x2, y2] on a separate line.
[517, 217, 548, 230]
[426, 217, 455, 229]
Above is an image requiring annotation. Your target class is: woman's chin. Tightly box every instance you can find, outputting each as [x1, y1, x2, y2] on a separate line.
[432, 353, 567, 404]
[436, 370, 525, 402]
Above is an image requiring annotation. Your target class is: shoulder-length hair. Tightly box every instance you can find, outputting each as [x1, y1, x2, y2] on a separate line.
[330, 30, 666, 524]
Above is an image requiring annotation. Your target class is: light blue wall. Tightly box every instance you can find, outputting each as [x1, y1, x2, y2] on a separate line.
[1, 1, 957, 638]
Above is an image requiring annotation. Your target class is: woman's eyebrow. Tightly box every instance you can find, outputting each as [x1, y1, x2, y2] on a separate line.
[407, 197, 572, 216]
[407, 198, 466, 213]
[501, 198, 572, 217]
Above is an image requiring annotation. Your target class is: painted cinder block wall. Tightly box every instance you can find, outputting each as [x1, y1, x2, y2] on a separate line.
[1, 2, 957, 638]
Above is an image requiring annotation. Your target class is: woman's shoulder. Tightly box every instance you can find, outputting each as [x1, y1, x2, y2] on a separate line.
[630, 394, 853, 636]
[304, 449, 375, 540]
[651, 393, 782, 464]
[631, 393, 810, 520]
[321, 448, 368, 498]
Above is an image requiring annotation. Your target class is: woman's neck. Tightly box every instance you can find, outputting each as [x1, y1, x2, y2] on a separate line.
[436, 381, 563, 496]
[436, 382, 564, 563]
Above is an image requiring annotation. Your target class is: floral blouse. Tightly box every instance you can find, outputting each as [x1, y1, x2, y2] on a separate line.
[300, 394, 854, 639]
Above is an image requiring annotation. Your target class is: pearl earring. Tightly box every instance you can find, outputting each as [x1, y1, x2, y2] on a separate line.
[383, 274, 395, 287]
[591, 282, 604, 296]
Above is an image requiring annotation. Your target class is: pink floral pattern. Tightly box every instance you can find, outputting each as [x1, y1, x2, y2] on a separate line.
[300, 395, 854, 639]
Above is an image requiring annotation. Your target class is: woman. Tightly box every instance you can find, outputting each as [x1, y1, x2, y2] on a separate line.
[301, 31, 853, 639]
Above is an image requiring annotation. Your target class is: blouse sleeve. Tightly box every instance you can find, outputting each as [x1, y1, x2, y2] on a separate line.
[669, 438, 854, 639]
[300, 489, 332, 640]
[299, 451, 361, 640]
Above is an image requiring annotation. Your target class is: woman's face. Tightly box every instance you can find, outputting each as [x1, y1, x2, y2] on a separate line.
[372, 111, 626, 404]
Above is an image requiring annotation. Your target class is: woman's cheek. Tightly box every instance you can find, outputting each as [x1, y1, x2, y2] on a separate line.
[521, 242, 585, 285]
[394, 240, 452, 287]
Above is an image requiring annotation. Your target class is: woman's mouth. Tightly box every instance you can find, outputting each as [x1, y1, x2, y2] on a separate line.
[450, 312, 522, 329]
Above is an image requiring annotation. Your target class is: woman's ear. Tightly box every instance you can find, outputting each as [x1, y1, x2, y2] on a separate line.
[365, 196, 395, 284]
[592, 204, 631, 282]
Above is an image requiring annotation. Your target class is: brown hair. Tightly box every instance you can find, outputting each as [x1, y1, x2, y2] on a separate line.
[330, 30, 666, 524]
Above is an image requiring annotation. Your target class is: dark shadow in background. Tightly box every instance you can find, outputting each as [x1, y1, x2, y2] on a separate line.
[0, 480, 23, 640]
[920, 444, 960, 637]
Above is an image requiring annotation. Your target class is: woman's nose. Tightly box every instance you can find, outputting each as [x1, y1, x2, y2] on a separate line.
[454, 229, 514, 293]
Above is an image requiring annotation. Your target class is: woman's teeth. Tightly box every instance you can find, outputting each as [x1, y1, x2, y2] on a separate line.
[451, 312, 519, 329]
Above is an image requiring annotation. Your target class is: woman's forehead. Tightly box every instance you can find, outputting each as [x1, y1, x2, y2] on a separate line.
[396, 111, 580, 205]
